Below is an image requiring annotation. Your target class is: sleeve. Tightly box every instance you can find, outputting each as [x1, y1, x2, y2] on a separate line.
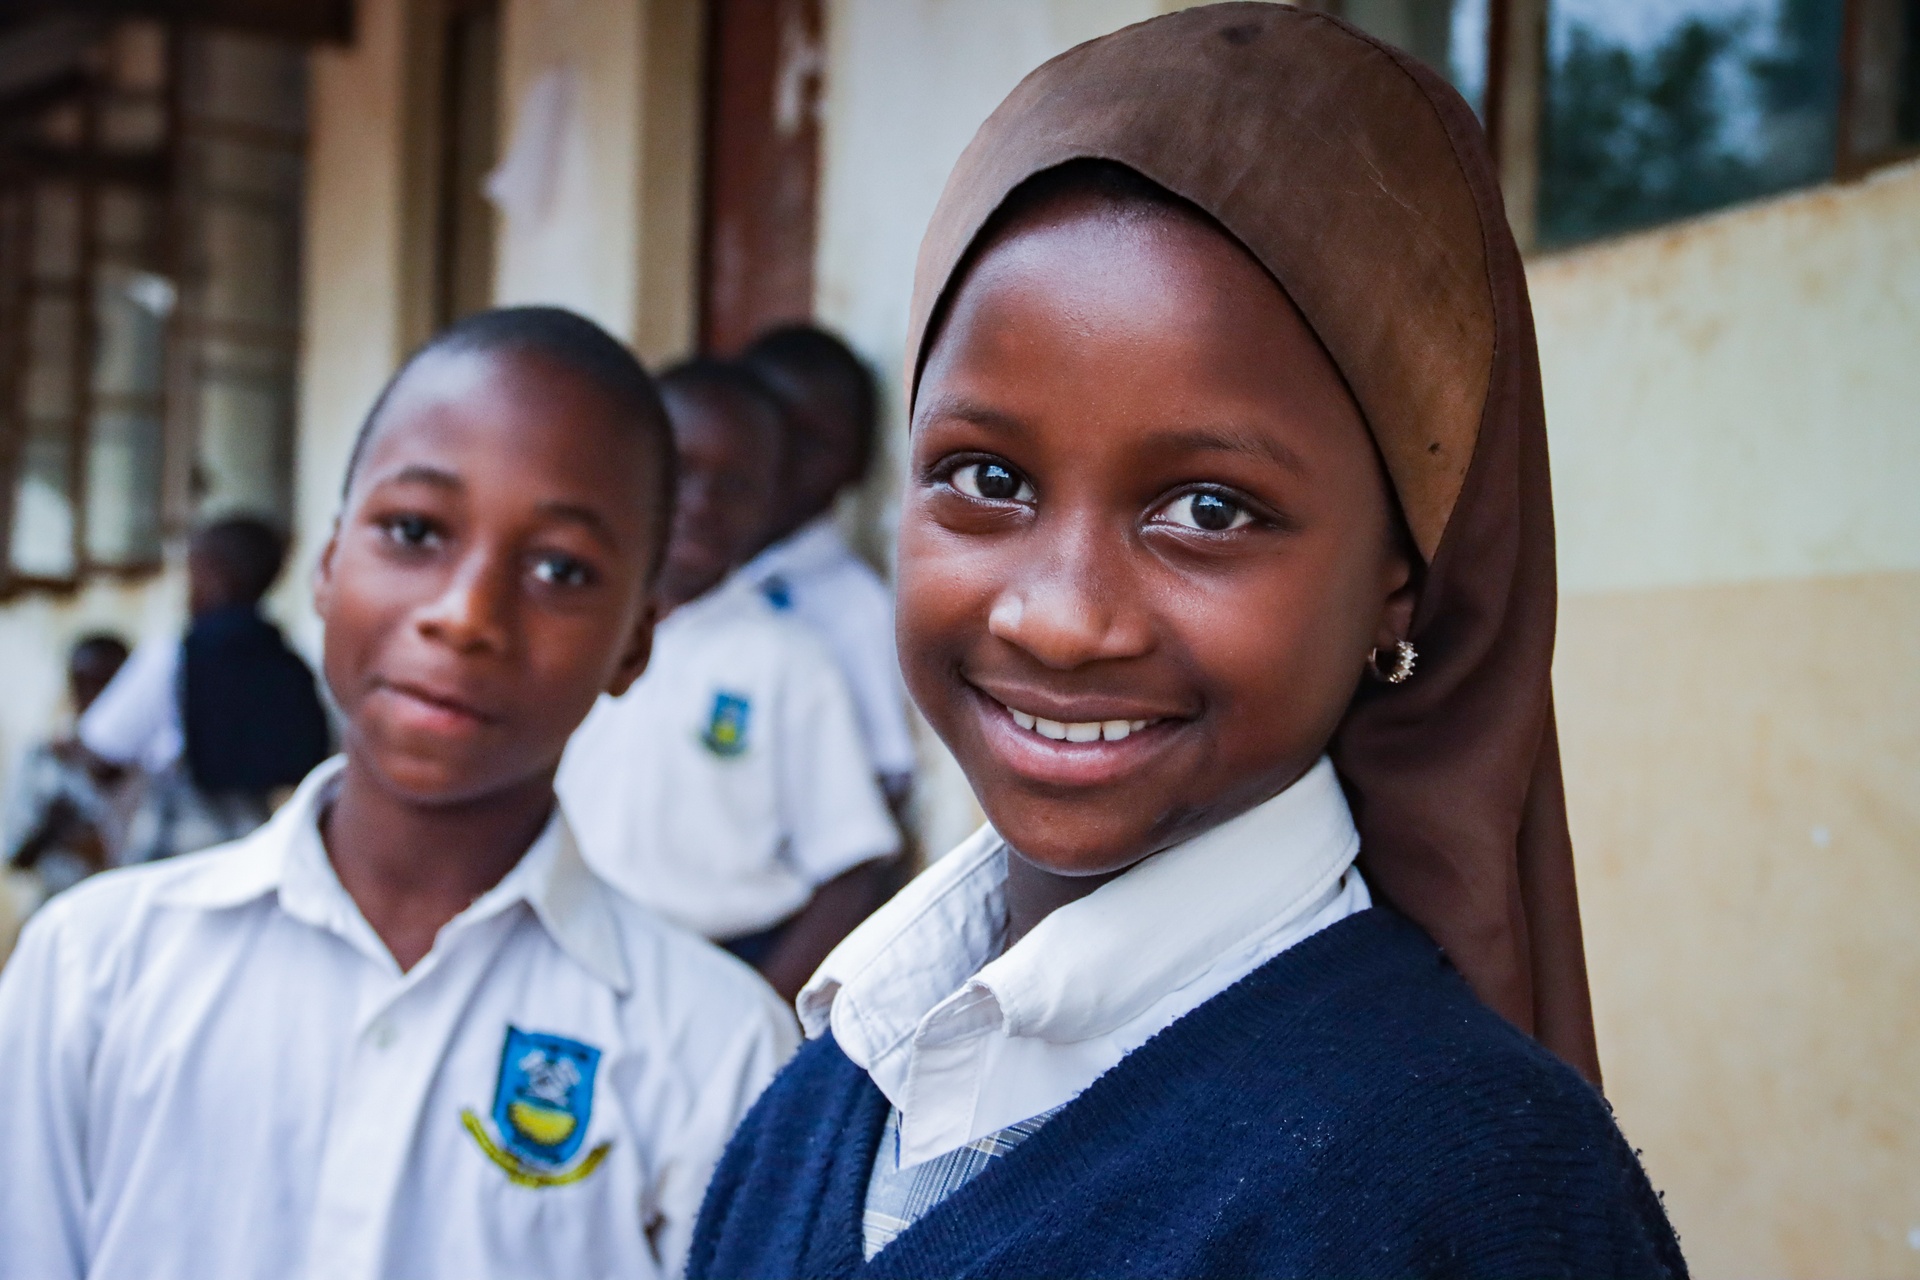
[77, 638, 183, 771]
[774, 631, 902, 886]
[0, 904, 102, 1280]
[649, 988, 799, 1280]
[1, 746, 56, 863]
[804, 568, 919, 782]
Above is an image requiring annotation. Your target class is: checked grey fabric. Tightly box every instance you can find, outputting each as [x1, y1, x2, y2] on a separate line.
[861, 1105, 1063, 1259]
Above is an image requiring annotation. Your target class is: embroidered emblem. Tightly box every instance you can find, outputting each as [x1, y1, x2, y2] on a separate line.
[460, 1027, 611, 1188]
[761, 575, 793, 610]
[700, 690, 752, 757]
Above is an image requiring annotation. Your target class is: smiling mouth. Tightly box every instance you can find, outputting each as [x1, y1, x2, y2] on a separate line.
[382, 680, 496, 726]
[996, 699, 1159, 743]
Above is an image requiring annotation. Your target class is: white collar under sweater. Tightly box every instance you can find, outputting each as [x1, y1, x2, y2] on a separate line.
[798, 756, 1370, 1168]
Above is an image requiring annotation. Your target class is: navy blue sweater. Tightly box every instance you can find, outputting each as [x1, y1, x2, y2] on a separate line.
[690, 908, 1686, 1279]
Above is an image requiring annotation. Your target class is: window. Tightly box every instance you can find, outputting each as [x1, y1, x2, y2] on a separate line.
[1311, 0, 1920, 251]
[0, 17, 307, 595]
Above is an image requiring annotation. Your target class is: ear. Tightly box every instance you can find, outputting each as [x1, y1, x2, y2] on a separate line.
[1373, 548, 1418, 654]
[604, 594, 658, 698]
[311, 518, 342, 621]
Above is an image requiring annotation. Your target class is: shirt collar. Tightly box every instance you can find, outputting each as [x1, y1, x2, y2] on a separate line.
[741, 517, 848, 583]
[158, 757, 630, 993]
[801, 756, 1360, 1063]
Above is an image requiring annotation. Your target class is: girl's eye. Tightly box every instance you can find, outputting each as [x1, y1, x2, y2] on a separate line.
[949, 461, 1033, 503]
[531, 554, 594, 588]
[1159, 489, 1254, 532]
[381, 514, 440, 549]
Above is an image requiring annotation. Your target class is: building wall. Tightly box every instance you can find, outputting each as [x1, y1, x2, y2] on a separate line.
[1536, 161, 1920, 1280]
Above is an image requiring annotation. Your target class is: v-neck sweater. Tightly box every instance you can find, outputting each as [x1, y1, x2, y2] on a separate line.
[688, 908, 1687, 1280]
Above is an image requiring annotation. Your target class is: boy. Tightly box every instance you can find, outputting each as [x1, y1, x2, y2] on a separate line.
[739, 326, 917, 803]
[558, 358, 899, 1002]
[0, 308, 796, 1280]
[80, 516, 331, 860]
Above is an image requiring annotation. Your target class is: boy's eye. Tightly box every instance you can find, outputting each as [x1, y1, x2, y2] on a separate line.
[949, 461, 1033, 503]
[531, 553, 594, 588]
[381, 514, 441, 549]
[1157, 489, 1254, 532]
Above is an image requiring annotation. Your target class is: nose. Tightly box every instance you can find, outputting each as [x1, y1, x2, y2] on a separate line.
[415, 543, 514, 655]
[987, 514, 1154, 670]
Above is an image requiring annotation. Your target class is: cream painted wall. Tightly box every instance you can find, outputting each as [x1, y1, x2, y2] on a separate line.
[1536, 159, 1920, 596]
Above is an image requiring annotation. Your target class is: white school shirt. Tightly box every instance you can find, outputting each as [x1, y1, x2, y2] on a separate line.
[799, 756, 1369, 1169]
[77, 635, 183, 771]
[738, 518, 918, 781]
[558, 570, 900, 941]
[0, 758, 798, 1280]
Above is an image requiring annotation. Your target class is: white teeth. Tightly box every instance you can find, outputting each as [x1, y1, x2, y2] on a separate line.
[1004, 702, 1155, 743]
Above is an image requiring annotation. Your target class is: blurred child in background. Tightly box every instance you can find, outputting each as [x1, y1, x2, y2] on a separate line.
[0, 307, 795, 1279]
[560, 357, 899, 1002]
[0, 634, 133, 963]
[740, 327, 918, 807]
[80, 515, 331, 861]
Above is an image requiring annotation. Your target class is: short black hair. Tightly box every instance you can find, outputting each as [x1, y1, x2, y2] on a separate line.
[69, 632, 129, 676]
[341, 307, 676, 569]
[740, 324, 878, 481]
[659, 356, 788, 448]
[190, 516, 288, 604]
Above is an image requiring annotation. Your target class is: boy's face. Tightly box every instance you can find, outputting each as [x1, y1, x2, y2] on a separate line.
[756, 363, 861, 532]
[899, 195, 1414, 877]
[315, 348, 661, 807]
[656, 382, 781, 608]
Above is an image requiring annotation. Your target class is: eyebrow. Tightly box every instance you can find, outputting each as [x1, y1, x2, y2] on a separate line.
[921, 395, 1310, 475]
[369, 465, 621, 550]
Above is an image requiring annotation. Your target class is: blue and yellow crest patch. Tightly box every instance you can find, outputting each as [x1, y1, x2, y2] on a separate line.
[460, 1027, 611, 1188]
[700, 690, 752, 757]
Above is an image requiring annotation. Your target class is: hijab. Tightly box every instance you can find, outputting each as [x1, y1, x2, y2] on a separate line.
[903, 3, 1599, 1084]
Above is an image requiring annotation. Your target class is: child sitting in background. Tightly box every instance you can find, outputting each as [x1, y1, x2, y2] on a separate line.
[80, 516, 331, 860]
[560, 358, 899, 1003]
[691, 9, 1685, 1279]
[0, 308, 796, 1280]
[0, 634, 132, 962]
[740, 326, 918, 805]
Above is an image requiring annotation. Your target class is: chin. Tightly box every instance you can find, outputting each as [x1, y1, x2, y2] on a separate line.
[979, 796, 1162, 877]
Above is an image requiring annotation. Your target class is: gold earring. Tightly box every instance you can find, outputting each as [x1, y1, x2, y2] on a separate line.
[1368, 639, 1417, 685]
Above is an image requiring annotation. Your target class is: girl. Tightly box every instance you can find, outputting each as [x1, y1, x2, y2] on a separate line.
[690, 7, 1685, 1278]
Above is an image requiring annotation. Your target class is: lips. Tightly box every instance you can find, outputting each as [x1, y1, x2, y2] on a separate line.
[376, 678, 497, 732]
[966, 683, 1187, 788]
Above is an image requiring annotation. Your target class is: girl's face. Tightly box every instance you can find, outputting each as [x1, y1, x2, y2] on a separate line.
[899, 191, 1415, 877]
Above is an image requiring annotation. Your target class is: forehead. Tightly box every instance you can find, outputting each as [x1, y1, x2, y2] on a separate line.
[355, 348, 656, 519]
[662, 378, 780, 450]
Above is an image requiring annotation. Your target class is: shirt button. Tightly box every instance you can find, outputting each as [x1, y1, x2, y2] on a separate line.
[368, 1020, 397, 1049]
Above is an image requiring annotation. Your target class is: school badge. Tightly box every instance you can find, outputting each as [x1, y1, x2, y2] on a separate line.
[700, 690, 752, 758]
[460, 1027, 612, 1188]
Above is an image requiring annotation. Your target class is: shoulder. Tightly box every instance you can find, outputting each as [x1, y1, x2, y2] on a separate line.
[595, 883, 797, 1050]
[666, 587, 842, 677]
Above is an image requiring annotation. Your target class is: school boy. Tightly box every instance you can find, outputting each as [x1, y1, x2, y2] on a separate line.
[80, 515, 331, 860]
[690, 10, 1686, 1279]
[0, 308, 796, 1280]
[559, 358, 899, 1003]
[738, 326, 917, 801]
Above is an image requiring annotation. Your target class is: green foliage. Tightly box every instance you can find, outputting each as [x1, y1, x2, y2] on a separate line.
[1538, 1, 1842, 249]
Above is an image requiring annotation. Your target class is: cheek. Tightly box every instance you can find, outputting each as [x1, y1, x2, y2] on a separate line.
[894, 498, 991, 685]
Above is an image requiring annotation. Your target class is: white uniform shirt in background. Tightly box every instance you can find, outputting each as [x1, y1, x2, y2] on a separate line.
[558, 571, 900, 941]
[0, 759, 798, 1280]
[800, 756, 1370, 1169]
[76, 635, 183, 771]
[739, 518, 918, 782]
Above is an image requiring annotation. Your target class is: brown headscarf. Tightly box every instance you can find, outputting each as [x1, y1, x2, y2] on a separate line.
[903, 3, 1599, 1084]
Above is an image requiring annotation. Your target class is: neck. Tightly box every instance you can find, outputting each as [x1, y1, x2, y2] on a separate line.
[322, 756, 554, 972]
[1003, 848, 1125, 949]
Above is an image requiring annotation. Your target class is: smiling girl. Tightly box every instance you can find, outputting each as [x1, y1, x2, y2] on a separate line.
[689, 8, 1685, 1279]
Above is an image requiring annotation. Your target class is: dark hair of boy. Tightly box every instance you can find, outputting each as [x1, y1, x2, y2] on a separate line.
[67, 633, 130, 714]
[188, 516, 288, 614]
[653, 357, 787, 612]
[314, 305, 670, 970]
[739, 325, 877, 541]
[345, 306, 677, 576]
